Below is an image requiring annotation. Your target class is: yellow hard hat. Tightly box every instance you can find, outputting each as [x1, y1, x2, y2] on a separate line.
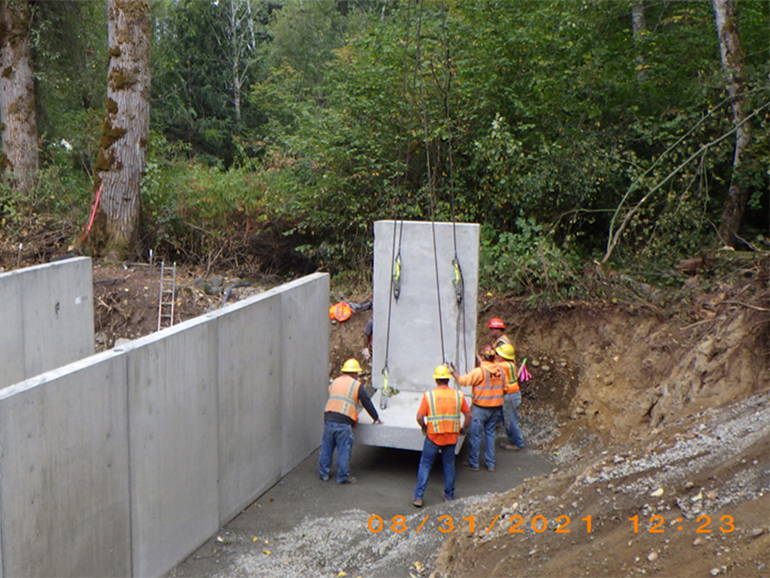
[433, 365, 452, 380]
[496, 343, 516, 361]
[341, 358, 362, 373]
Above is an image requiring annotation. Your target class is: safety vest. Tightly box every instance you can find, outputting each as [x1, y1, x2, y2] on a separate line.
[493, 334, 512, 350]
[425, 388, 463, 435]
[473, 365, 504, 407]
[325, 375, 360, 422]
[499, 360, 520, 394]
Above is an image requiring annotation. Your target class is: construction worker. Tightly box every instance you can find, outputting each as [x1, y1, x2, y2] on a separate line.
[488, 317, 511, 349]
[496, 343, 525, 451]
[412, 365, 472, 508]
[361, 318, 373, 360]
[319, 358, 383, 484]
[451, 345, 504, 472]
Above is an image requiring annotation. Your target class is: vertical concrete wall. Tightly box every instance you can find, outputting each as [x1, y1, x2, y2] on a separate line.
[216, 294, 283, 523]
[0, 257, 94, 389]
[124, 319, 220, 578]
[278, 277, 328, 476]
[372, 221, 479, 392]
[0, 350, 131, 578]
[0, 272, 329, 578]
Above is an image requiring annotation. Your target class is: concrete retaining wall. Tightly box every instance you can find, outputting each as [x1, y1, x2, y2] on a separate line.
[0, 257, 94, 389]
[0, 272, 329, 578]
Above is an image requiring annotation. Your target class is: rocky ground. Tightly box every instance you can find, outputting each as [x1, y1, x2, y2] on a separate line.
[84, 259, 769, 578]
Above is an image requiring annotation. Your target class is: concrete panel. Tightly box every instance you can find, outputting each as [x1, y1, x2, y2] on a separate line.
[354, 390, 468, 454]
[372, 221, 479, 391]
[367, 221, 478, 451]
[279, 273, 329, 476]
[0, 273, 24, 387]
[215, 290, 283, 524]
[124, 319, 219, 578]
[0, 351, 131, 578]
[0, 257, 94, 389]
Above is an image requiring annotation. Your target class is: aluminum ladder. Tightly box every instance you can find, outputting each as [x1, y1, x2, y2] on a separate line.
[157, 261, 177, 330]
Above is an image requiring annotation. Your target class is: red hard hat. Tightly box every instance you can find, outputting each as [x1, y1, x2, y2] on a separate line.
[488, 317, 505, 329]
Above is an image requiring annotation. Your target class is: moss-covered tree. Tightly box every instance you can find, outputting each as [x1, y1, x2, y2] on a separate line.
[86, 0, 150, 260]
[0, 0, 38, 194]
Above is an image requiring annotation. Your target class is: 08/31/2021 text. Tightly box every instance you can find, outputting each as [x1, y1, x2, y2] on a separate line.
[367, 514, 736, 535]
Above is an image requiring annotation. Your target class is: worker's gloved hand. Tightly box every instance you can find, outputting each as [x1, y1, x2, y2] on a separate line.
[361, 348, 371, 360]
[421, 426, 428, 435]
[446, 361, 457, 373]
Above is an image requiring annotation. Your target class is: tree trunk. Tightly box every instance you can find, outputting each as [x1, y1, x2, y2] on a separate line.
[0, 0, 39, 195]
[711, 0, 750, 248]
[88, 0, 151, 260]
[631, 0, 647, 82]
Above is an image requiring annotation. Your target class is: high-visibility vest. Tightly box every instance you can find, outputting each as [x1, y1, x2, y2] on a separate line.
[325, 375, 360, 422]
[425, 388, 464, 435]
[473, 366, 504, 407]
[493, 334, 512, 350]
[499, 360, 520, 394]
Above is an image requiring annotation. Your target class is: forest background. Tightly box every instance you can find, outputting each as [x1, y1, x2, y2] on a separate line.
[1, 0, 768, 298]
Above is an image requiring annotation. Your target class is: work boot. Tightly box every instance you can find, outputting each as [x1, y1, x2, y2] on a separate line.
[500, 442, 523, 451]
[461, 461, 479, 471]
[338, 476, 357, 485]
[442, 492, 453, 502]
[486, 464, 496, 472]
[319, 474, 330, 481]
[411, 498, 423, 508]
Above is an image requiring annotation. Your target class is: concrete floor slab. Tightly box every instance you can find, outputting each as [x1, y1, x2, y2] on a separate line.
[355, 389, 468, 454]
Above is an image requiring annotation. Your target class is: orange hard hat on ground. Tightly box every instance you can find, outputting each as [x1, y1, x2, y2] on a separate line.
[329, 302, 352, 322]
[488, 317, 505, 329]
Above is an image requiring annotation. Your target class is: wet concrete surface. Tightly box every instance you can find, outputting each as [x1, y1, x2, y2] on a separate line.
[169, 434, 554, 577]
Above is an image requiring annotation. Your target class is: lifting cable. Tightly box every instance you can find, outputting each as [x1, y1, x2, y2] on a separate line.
[414, 0, 447, 364]
[439, 0, 469, 374]
[381, 0, 415, 408]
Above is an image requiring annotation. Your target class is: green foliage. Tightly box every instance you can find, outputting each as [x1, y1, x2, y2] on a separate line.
[16, 0, 769, 285]
[480, 219, 584, 300]
[141, 131, 273, 261]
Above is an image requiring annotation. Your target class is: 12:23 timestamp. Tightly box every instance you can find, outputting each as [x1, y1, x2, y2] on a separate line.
[629, 514, 735, 534]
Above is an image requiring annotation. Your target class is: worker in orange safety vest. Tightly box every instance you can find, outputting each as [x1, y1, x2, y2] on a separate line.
[319, 358, 383, 484]
[412, 365, 472, 508]
[451, 345, 504, 472]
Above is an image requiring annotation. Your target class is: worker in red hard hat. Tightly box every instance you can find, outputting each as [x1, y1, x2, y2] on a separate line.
[488, 317, 511, 350]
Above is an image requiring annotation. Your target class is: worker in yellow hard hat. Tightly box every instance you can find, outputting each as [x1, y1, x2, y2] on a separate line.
[496, 343, 525, 451]
[412, 365, 471, 508]
[319, 358, 383, 484]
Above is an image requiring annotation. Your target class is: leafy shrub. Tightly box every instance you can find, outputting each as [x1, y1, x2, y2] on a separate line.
[480, 218, 585, 300]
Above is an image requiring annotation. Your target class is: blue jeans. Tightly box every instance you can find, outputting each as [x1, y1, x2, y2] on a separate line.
[468, 405, 502, 469]
[414, 437, 457, 500]
[318, 421, 354, 482]
[503, 391, 524, 447]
